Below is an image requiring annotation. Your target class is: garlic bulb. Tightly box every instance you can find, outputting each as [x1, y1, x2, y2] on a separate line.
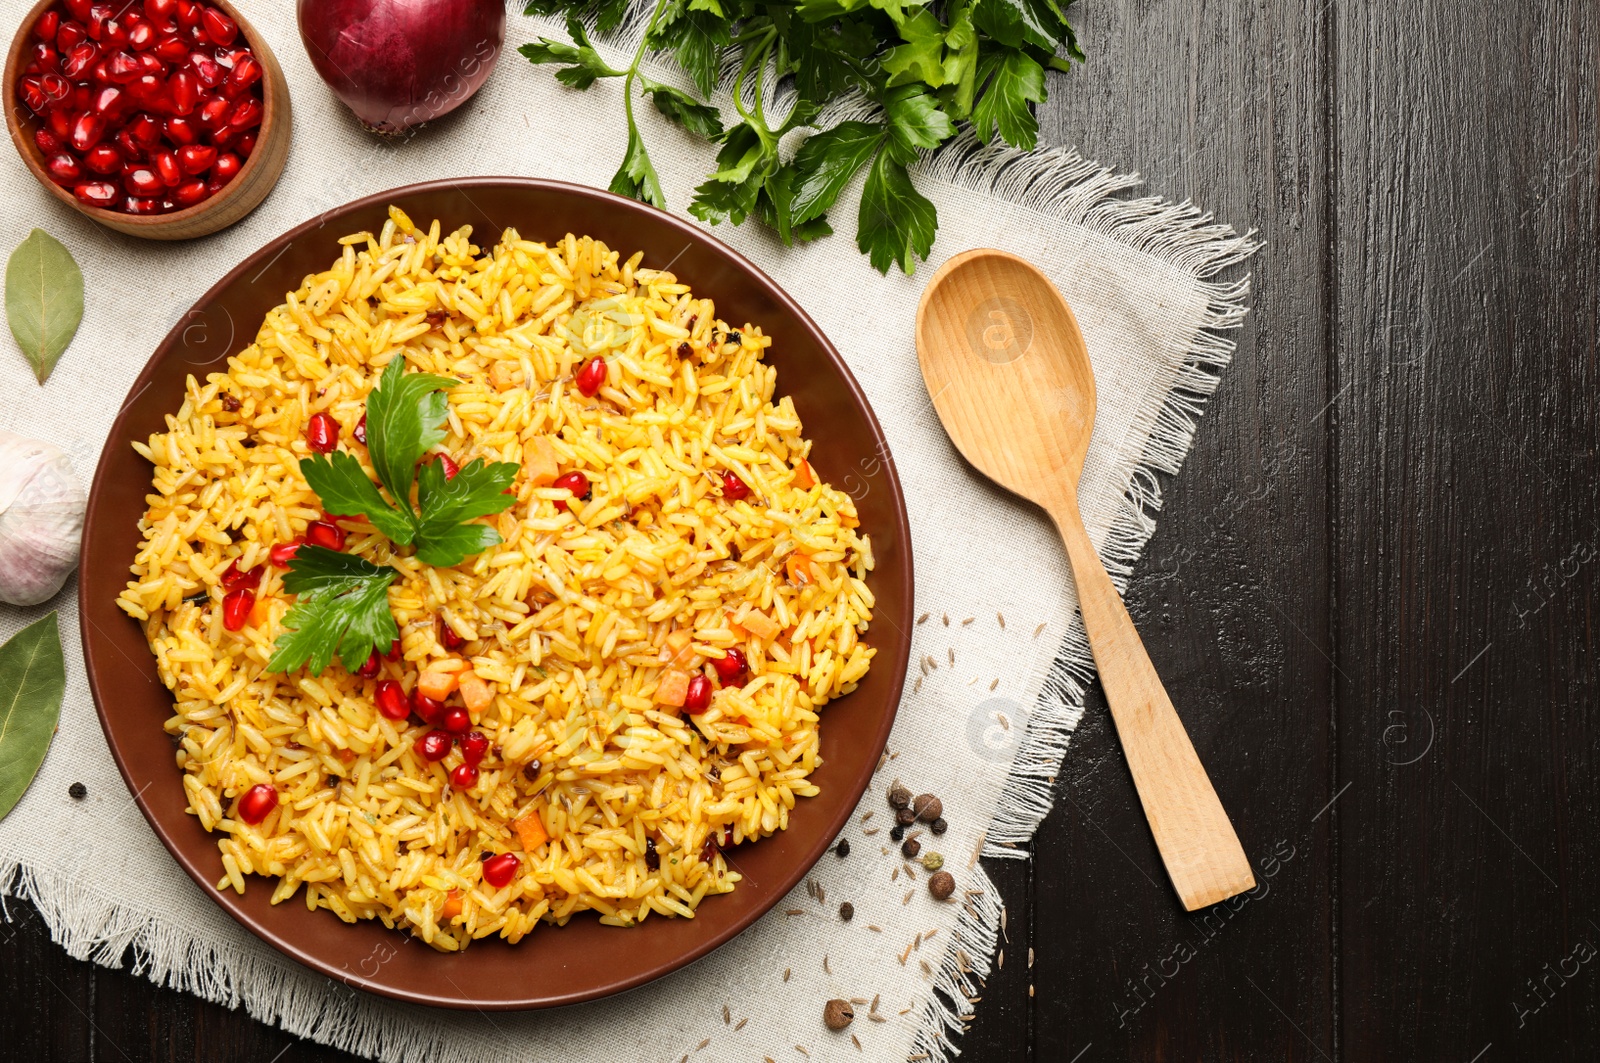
[0, 430, 86, 606]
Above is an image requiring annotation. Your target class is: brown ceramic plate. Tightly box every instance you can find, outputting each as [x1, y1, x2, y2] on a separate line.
[78, 178, 913, 1009]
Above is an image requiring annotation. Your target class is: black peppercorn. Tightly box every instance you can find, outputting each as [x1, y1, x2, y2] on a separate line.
[895, 806, 916, 826]
[68, 782, 87, 800]
[931, 817, 948, 835]
[901, 838, 921, 859]
[835, 838, 850, 858]
[645, 837, 660, 871]
[522, 760, 542, 783]
[890, 825, 905, 842]
[888, 784, 911, 809]
[839, 901, 854, 921]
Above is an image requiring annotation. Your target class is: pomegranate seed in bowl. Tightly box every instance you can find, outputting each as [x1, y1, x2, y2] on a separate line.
[236, 784, 277, 824]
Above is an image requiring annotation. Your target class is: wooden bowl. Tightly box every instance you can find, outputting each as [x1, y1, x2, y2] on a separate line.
[3, 0, 291, 240]
[78, 178, 915, 1009]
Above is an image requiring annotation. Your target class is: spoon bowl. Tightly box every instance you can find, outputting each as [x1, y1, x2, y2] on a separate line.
[916, 249, 1255, 911]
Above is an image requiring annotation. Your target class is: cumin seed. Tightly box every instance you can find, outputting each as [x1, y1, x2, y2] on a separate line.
[997, 612, 1005, 628]
[1033, 622, 1046, 637]
[723, 1004, 731, 1025]
[735, 1017, 748, 1031]
[868, 1012, 886, 1024]
[852, 1034, 862, 1050]
[962, 617, 974, 625]
[917, 613, 929, 625]
[697, 1038, 710, 1051]
[823, 954, 831, 974]
[784, 968, 791, 982]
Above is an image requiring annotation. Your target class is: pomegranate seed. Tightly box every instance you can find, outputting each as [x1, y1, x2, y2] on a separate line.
[357, 650, 381, 678]
[459, 731, 489, 767]
[127, 74, 167, 108]
[384, 638, 401, 660]
[45, 153, 81, 184]
[268, 539, 302, 567]
[305, 520, 344, 551]
[412, 690, 444, 725]
[18, 77, 48, 114]
[449, 762, 478, 790]
[200, 7, 237, 45]
[176, 1, 201, 29]
[123, 196, 164, 214]
[219, 560, 260, 592]
[153, 34, 188, 62]
[72, 180, 117, 207]
[225, 52, 260, 96]
[26, 41, 59, 74]
[575, 356, 606, 396]
[221, 587, 253, 630]
[61, 41, 98, 78]
[150, 148, 180, 186]
[172, 177, 207, 206]
[128, 20, 155, 50]
[226, 95, 261, 129]
[48, 108, 72, 139]
[187, 50, 222, 86]
[104, 20, 130, 51]
[481, 853, 519, 888]
[65, 0, 92, 22]
[163, 114, 197, 143]
[56, 21, 86, 52]
[353, 414, 366, 445]
[115, 130, 144, 160]
[104, 50, 141, 82]
[89, 84, 125, 116]
[234, 130, 256, 157]
[35, 10, 60, 41]
[42, 73, 73, 107]
[69, 111, 105, 151]
[167, 68, 197, 113]
[86, 4, 112, 40]
[720, 469, 751, 502]
[375, 679, 410, 720]
[439, 617, 464, 650]
[145, 0, 176, 21]
[552, 471, 589, 513]
[196, 93, 229, 130]
[236, 784, 277, 824]
[127, 112, 161, 144]
[124, 166, 163, 196]
[684, 674, 712, 712]
[417, 730, 452, 761]
[712, 647, 748, 684]
[441, 707, 471, 735]
[306, 411, 337, 453]
[34, 127, 63, 155]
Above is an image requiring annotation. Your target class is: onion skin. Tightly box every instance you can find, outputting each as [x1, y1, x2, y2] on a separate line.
[296, 0, 506, 134]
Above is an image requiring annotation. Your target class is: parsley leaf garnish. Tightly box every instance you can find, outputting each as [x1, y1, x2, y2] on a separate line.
[268, 355, 520, 675]
[520, 0, 1082, 274]
[265, 549, 399, 675]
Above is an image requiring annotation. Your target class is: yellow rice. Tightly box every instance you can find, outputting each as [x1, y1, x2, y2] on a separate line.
[115, 208, 875, 950]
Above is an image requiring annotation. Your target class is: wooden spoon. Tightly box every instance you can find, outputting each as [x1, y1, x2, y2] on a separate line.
[915, 248, 1255, 911]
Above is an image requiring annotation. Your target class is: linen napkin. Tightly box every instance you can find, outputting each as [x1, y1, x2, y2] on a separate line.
[0, 4, 1255, 1060]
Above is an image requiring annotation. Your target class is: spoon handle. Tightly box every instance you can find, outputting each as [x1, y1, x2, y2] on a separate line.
[1049, 498, 1256, 910]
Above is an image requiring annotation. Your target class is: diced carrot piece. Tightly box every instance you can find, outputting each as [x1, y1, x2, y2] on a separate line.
[417, 669, 458, 701]
[458, 670, 493, 713]
[792, 457, 816, 489]
[249, 596, 273, 628]
[660, 628, 694, 666]
[654, 668, 690, 708]
[741, 610, 781, 641]
[786, 553, 816, 586]
[512, 812, 549, 853]
[490, 360, 518, 391]
[524, 436, 560, 488]
[439, 890, 463, 920]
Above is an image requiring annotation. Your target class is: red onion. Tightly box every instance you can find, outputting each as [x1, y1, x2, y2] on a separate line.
[296, 0, 505, 135]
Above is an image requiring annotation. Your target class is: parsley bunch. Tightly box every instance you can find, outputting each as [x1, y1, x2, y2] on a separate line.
[266, 356, 520, 675]
[519, 0, 1082, 274]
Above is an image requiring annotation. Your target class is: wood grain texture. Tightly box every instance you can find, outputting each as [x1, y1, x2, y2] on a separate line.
[4, 0, 1599, 1057]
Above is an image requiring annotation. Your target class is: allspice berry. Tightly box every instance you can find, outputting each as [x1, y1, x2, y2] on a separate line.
[895, 806, 917, 826]
[824, 998, 855, 1030]
[929, 870, 956, 900]
[901, 837, 921, 858]
[913, 793, 942, 822]
[888, 784, 911, 809]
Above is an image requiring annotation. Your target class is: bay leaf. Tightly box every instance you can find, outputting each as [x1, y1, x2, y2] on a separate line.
[0, 612, 66, 822]
[5, 229, 84, 385]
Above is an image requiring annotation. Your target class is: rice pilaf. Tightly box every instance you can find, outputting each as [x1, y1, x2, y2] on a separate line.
[115, 208, 875, 950]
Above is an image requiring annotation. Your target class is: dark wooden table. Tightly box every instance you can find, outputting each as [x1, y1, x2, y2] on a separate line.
[6, 2, 1597, 1059]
